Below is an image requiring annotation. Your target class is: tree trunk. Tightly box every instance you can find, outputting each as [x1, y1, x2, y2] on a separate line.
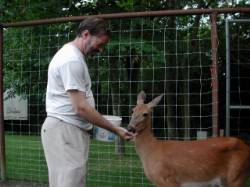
[165, 16, 178, 139]
[109, 57, 125, 156]
[179, 60, 191, 139]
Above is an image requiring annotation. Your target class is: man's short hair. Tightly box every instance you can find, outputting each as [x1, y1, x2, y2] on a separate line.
[76, 17, 110, 37]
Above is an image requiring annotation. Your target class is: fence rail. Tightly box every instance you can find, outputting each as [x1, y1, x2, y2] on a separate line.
[2, 8, 250, 28]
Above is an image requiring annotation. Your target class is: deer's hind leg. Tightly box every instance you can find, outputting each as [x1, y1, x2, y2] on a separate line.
[180, 177, 226, 187]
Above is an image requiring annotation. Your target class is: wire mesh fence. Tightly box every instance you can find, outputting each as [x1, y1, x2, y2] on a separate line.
[1, 9, 235, 186]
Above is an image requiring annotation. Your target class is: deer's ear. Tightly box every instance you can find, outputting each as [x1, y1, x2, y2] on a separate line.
[137, 91, 146, 104]
[148, 94, 164, 108]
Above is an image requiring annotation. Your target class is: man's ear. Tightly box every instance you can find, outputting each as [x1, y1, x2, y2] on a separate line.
[81, 30, 90, 39]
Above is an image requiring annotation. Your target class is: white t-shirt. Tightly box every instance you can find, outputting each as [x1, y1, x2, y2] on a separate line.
[46, 43, 95, 130]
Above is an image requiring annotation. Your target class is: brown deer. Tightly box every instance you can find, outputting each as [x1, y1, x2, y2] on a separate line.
[127, 91, 250, 187]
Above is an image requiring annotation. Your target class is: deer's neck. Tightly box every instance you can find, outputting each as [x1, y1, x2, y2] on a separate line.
[134, 116, 157, 159]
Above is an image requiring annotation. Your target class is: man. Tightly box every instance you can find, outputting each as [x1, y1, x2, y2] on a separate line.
[41, 17, 135, 187]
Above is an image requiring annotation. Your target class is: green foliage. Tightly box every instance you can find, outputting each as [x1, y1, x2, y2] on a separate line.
[2, 0, 250, 133]
[115, 0, 134, 11]
[2, 0, 248, 124]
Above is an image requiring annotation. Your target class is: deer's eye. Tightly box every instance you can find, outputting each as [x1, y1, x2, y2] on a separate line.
[143, 113, 148, 117]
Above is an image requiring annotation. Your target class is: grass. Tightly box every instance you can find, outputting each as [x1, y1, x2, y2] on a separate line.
[4, 133, 250, 187]
[5, 133, 152, 187]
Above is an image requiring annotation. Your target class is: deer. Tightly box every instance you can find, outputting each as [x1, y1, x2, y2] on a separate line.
[127, 91, 250, 187]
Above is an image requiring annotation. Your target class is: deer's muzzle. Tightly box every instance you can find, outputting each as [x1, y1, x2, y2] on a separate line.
[127, 125, 136, 133]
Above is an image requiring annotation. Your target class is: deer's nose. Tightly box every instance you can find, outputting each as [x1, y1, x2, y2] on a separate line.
[127, 125, 136, 133]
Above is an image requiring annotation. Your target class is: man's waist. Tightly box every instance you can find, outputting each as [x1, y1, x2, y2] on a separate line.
[46, 113, 93, 131]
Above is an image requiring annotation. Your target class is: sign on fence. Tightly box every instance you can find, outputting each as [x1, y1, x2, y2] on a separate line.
[4, 90, 28, 120]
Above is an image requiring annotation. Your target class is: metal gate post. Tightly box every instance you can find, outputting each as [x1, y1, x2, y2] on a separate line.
[0, 24, 6, 181]
[225, 19, 231, 136]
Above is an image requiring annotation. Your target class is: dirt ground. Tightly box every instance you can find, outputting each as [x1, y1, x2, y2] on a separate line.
[0, 181, 48, 187]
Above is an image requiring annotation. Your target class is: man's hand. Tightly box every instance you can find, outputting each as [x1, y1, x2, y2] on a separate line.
[115, 126, 136, 140]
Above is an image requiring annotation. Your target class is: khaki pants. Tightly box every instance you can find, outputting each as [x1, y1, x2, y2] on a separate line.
[41, 117, 90, 187]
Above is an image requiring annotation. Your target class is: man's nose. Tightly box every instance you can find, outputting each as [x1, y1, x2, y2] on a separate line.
[98, 48, 103, 53]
